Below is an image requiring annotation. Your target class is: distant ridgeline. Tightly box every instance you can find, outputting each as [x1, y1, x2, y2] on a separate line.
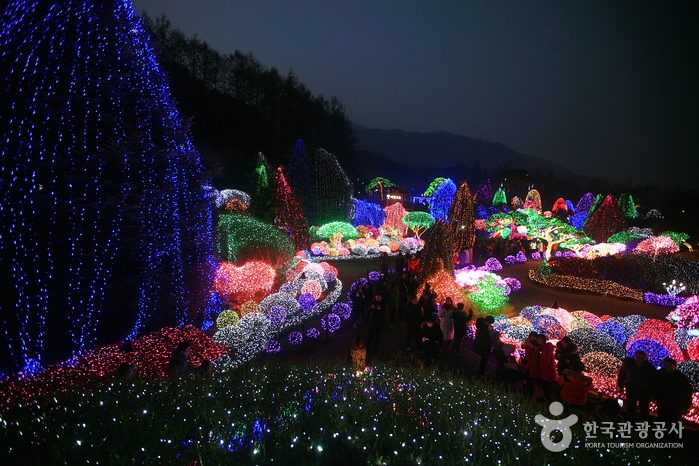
[139, 12, 356, 187]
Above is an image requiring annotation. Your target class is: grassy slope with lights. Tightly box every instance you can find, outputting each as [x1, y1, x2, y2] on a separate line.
[0, 360, 676, 465]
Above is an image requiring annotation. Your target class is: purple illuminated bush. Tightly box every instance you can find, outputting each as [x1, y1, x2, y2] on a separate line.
[289, 331, 303, 345]
[298, 293, 317, 311]
[484, 257, 503, 271]
[266, 340, 281, 353]
[321, 313, 341, 332]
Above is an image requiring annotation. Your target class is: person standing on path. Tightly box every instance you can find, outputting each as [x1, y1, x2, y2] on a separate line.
[362, 282, 373, 323]
[654, 357, 693, 424]
[404, 293, 424, 352]
[473, 317, 493, 376]
[366, 294, 386, 351]
[351, 281, 365, 329]
[420, 312, 443, 367]
[438, 297, 455, 350]
[617, 350, 656, 422]
[537, 333, 557, 401]
[387, 281, 400, 329]
[451, 304, 473, 355]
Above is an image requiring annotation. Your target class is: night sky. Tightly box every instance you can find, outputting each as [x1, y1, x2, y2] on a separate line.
[131, 0, 698, 190]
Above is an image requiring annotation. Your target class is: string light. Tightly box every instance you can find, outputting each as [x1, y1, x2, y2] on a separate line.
[216, 310, 240, 329]
[1, 0, 214, 372]
[289, 331, 303, 345]
[484, 257, 503, 271]
[618, 193, 637, 219]
[217, 189, 251, 208]
[583, 195, 627, 243]
[313, 222, 359, 244]
[287, 140, 317, 225]
[320, 313, 341, 333]
[474, 180, 493, 205]
[581, 352, 622, 378]
[634, 236, 680, 256]
[213, 261, 276, 306]
[429, 178, 456, 220]
[423, 177, 446, 197]
[218, 214, 295, 266]
[567, 328, 626, 359]
[301, 280, 323, 299]
[240, 300, 261, 318]
[266, 340, 281, 354]
[352, 199, 385, 227]
[524, 189, 541, 213]
[274, 167, 310, 251]
[312, 148, 353, 226]
[298, 293, 317, 312]
[384, 203, 409, 236]
[595, 321, 628, 346]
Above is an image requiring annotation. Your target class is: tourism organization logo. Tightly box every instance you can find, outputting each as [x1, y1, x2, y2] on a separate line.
[535, 402, 578, 452]
[536, 402, 685, 452]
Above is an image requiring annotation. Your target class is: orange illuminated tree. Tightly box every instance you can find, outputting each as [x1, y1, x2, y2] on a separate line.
[447, 181, 476, 252]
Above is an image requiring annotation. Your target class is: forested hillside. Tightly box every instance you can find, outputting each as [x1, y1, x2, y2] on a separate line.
[140, 13, 356, 188]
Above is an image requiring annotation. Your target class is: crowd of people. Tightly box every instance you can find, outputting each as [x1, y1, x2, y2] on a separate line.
[348, 256, 695, 426]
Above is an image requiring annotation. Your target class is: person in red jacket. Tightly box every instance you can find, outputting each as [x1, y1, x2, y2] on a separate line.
[522, 332, 541, 395]
[537, 333, 557, 401]
[558, 369, 593, 407]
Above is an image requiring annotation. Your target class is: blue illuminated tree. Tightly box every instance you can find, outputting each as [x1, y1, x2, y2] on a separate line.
[0, 0, 213, 372]
[430, 178, 457, 220]
[288, 139, 318, 224]
[352, 198, 385, 227]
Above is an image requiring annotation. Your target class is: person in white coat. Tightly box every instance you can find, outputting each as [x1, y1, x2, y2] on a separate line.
[438, 297, 455, 349]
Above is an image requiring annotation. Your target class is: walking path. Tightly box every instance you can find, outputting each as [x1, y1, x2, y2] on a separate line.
[272, 257, 673, 373]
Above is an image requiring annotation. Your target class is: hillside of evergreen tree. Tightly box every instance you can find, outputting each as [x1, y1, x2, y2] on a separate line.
[140, 13, 356, 190]
[139, 12, 698, 238]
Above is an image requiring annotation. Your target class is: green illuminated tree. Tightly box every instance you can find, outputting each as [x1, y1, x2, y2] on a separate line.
[492, 188, 506, 206]
[217, 213, 294, 267]
[313, 221, 359, 243]
[366, 177, 396, 201]
[423, 177, 446, 197]
[618, 193, 637, 220]
[402, 211, 435, 239]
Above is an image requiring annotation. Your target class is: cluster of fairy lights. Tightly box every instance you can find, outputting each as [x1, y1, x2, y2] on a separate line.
[352, 198, 385, 227]
[497, 305, 699, 422]
[287, 139, 317, 225]
[447, 180, 476, 250]
[530, 243, 698, 304]
[273, 168, 310, 250]
[1, 0, 215, 373]
[304, 224, 423, 260]
[429, 178, 456, 220]
[4, 361, 672, 462]
[312, 148, 353, 226]
[210, 258, 345, 370]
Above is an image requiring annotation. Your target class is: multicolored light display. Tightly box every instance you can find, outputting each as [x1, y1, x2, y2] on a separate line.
[447, 180, 476, 251]
[274, 167, 310, 251]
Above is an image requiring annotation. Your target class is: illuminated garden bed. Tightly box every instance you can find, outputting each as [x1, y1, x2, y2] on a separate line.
[0, 361, 676, 464]
[489, 304, 699, 424]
